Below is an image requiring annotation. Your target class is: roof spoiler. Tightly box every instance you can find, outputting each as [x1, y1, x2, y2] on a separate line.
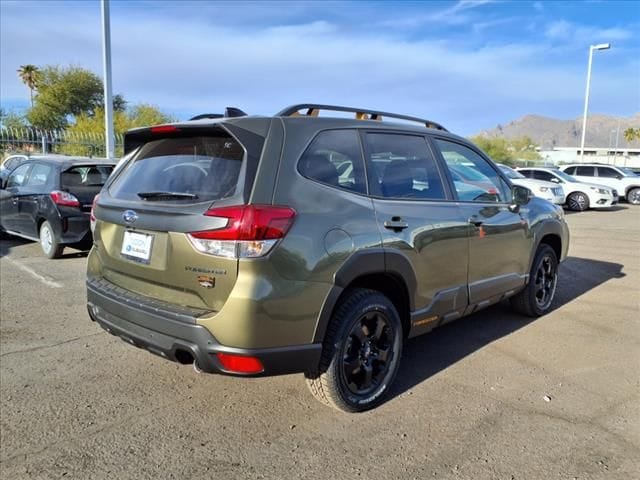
[190, 107, 247, 121]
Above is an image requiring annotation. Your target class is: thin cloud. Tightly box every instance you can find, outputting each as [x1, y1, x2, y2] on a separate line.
[545, 19, 633, 44]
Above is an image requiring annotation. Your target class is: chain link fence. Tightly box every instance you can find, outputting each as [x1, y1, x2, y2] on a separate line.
[0, 127, 124, 159]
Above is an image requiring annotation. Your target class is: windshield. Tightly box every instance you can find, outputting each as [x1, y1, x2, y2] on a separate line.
[499, 165, 525, 179]
[553, 169, 578, 183]
[619, 167, 637, 177]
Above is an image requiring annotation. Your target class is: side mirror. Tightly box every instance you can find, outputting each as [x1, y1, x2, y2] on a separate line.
[550, 177, 560, 183]
[616, 174, 623, 180]
[511, 185, 531, 211]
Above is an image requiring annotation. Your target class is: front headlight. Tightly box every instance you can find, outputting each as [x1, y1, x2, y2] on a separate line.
[597, 188, 608, 195]
[538, 186, 549, 192]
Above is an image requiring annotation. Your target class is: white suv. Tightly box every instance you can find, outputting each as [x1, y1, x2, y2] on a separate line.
[559, 164, 640, 205]
[497, 164, 564, 204]
[517, 167, 616, 211]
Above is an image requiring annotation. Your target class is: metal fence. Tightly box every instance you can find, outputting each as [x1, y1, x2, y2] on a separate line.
[0, 127, 124, 159]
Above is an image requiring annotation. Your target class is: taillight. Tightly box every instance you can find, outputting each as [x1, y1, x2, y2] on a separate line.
[187, 205, 295, 258]
[50, 190, 80, 207]
[216, 353, 264, 374]
[90, 194, 100, 234]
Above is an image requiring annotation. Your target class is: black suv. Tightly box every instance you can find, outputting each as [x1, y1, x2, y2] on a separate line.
[87, 104, 569, 411]
[0, 156, 115, 258]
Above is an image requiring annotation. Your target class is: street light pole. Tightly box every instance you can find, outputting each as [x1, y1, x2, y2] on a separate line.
[579, 43, 610, 163]
[101, 0, 115, 159]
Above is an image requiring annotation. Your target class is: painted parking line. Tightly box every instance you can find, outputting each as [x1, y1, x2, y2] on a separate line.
[4, 257, 63, 289]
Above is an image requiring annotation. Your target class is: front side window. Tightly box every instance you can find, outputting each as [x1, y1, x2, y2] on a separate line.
[298, 129, 366, 194]
[576, 166, 595, 176]
[109, 133, 244, 202]
[563, 166, 576, 175]
[364, 133, 446, 200]
[26, 163, 53, 187]
[7, 163, 31, 188]
[435, 139, 506, 202]
[597, 167, 619, 178]
[532, 170, 556, 182]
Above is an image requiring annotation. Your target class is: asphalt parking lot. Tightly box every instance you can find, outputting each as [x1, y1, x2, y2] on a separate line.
[1, 206, 638, 480]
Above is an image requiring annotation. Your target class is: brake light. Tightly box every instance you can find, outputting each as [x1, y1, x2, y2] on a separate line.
[50, 190, 80, 207]
[187, 205, 295, 258]
[216, 353, 264, 374]
[150, 125, 179, 133]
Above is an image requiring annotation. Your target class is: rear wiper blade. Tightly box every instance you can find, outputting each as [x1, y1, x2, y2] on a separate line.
[137, 191, 198, 200]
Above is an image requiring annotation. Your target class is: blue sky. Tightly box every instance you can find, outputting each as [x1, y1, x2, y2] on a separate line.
[1, 0, 638, 135]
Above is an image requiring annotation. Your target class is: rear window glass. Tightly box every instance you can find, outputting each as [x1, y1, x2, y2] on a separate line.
[108, 134, 244, 202]
[61, 165, 114, 188]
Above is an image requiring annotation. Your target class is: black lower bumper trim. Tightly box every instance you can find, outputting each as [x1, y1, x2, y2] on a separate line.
[87, 281, 322, 377]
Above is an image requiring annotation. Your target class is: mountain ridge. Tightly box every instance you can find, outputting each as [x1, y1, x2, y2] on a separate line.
[475, 113, 640, 149]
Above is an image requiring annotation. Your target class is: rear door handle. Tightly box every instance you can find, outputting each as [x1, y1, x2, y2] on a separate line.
[384, 218, 409, 231]
[468, 216, 483, 227]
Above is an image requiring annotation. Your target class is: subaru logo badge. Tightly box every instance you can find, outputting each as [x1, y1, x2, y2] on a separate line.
[123, 210, 138, 224]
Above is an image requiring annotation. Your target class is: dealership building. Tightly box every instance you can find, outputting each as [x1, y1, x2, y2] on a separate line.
[535, 146, 640, 168]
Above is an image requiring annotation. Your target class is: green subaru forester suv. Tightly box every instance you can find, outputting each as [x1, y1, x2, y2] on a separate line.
[87, 104, 569, 412]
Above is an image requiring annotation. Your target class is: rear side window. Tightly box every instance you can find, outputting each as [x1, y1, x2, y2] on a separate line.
[109, 134, 244, 202]
[26, 163, 54, 187]
[365, 133, 446, 200]
[298, 129, 366, 194]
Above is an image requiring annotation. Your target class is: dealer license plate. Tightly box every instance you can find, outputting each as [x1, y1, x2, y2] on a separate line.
[121, 230, 153, 264]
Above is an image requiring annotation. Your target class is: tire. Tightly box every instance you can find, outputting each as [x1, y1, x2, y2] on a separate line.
[305, 288, 403, 413]
[626, 187, 640, 205]
[567, 191, 590, 211]
[39, 221, 64, 259]
[510, 244, 558, 317]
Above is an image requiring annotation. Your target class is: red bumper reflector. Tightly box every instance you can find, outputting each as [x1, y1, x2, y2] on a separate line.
[216, 353, 264, 374]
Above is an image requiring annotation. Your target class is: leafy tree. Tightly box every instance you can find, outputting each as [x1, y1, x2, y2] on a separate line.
[25, 65, 126, 130]
[469, 135, 540, 166]
[17, 64, 40, 107]
[0, 109, 27, 129]
[60, 104, 174, 156]
[469, 136, 512, 162]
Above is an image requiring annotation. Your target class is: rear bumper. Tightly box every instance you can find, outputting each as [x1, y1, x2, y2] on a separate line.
[86, 277, 322, 376]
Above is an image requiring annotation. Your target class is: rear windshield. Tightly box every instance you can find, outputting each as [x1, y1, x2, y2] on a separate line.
[61, 165, 114, 188]
[108, 133, 244, 202]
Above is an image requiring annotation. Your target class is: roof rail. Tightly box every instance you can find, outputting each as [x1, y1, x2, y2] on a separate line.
[276, 104, 448, 132]
[189, 107, 248, 121]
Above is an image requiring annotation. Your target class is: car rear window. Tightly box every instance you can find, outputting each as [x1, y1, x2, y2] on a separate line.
[108, 134, 244, 202]
[61, 165, 114, 188]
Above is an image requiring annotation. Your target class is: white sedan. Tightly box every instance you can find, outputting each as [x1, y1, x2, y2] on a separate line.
[497, 164, 564, 204]
[517, 167, 617, 211]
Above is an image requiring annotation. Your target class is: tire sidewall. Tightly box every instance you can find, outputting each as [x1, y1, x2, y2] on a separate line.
[40, 221, 59, 258]
[528, 245, 558, 316]
[329, 294, 403, 410]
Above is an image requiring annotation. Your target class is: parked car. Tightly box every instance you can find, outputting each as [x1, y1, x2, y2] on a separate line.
[0, 154, 29, 185]
[517, 167, 616, 211]
[559, 163, 640, 205]
[0, 156, 116, 258]
[87, 104, 569, 412]
[497, 164, 564, 204]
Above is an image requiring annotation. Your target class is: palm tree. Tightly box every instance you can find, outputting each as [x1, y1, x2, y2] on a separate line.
[17, 64, 39, 107]
[623, 128, 638, 143]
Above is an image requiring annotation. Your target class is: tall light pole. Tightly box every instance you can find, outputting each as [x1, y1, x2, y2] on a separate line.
[101, 0, 115, 159]
[579, 43, 610, 163]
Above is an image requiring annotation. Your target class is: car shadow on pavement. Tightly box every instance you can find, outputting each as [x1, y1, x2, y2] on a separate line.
[0, 237, 31, 258]
[388, 256, 626, 402]
[564, 205, 628, 215]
